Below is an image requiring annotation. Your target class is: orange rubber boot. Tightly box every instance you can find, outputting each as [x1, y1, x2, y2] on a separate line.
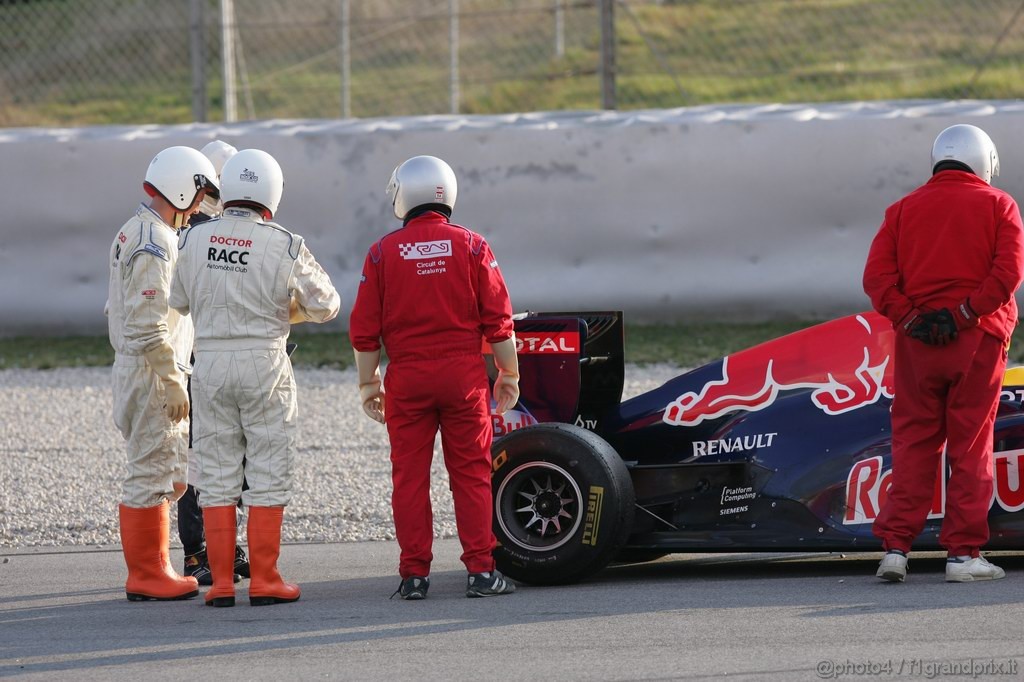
[247, 506, 301, 606]
[202, 506, 238, 607]
[119, 501, 199, 601]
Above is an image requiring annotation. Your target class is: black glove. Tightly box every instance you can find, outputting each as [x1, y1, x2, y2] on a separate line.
[909, 309, 958, 346]
[900, 309, 924, 337]
[954, 298, 980, 330]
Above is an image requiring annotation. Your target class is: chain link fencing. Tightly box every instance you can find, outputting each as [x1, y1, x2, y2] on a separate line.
[1, 0, 1022, 128]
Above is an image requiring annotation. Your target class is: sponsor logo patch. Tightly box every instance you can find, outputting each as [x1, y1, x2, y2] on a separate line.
[843, 454, 944, 525]
[582, 486, 604, 546]
[841, 448, 1024, 524]
[208, 247, 249, 265]
[143, 243, 168, 260]
[491, 449, 508, 473]
[399, 240, 452, 260]
[209, 235, 253, 247]
[415, 259, 447, 276]
[142, 289, 157, 300]
[239, 168, 258, 183]
[515, 332, 580, 354]
[491, 409, 537, 437]
[719, 486, 756, 516]
[721, 485, 757, 505]
[692, 433, 777, 458]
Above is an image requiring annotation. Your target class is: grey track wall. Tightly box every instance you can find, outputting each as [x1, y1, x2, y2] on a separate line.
[2, 100, 1024, 336]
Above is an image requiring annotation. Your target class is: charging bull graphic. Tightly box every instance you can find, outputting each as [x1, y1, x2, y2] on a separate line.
[664, 313, 895, 427]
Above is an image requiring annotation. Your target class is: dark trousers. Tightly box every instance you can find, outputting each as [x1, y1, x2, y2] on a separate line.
[179, 373, 205, 555]
[177, 484, 206, 555]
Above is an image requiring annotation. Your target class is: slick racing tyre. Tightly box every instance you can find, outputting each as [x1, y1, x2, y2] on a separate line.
[491, 423, 635, 585]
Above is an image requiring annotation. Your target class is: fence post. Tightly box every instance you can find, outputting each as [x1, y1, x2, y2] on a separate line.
[190, 0, 207, 122]
[221, 0, 237, 122]
[555, 0, 564, 57]
[599, 0, 615, 109]
[339, 0, 351, 118]
[450, 0, 459, 114]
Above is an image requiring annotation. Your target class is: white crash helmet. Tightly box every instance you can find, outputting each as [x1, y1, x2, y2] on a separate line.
[198, 140, 238, 216]
[220, 149, 284, 218]
[200, 139, 238, 176]
[386, 155, 457, 220]
[144, 145, 220, 211]
[931, 124, 1000, 184]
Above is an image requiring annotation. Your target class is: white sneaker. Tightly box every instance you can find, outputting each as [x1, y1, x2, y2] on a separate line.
[876, 551, 908, 582]
[945, 556, 1005, 582]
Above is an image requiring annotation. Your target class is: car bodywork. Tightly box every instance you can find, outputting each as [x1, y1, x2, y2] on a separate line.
[488, 311, 1024, 584]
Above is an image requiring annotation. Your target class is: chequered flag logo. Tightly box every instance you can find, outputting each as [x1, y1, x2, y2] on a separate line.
[399, 240, 452, 260]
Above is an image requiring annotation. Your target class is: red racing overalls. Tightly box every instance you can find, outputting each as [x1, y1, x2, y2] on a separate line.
[863, 170, 1024, 556]
[349, 210, 514, 578]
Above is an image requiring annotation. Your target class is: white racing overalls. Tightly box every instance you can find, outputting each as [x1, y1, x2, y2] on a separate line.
[169, 206, 340, 508]
[107, 204, 193, 507]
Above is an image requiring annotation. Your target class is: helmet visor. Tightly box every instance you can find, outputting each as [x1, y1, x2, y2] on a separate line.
[195, 174, 220, 201]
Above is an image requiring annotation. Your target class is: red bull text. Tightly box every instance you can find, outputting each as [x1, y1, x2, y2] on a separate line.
[844, 449, 1024, 524]
[491, 408, 537, 437]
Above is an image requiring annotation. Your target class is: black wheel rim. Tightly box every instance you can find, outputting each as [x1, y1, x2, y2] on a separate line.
[495, 461, 583, 551]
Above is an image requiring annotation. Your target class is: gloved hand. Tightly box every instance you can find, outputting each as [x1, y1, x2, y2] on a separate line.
[163, 380, 191, 423]
[289, 297, 309, 325]
[490, 336, 520, 415]
[954, 299, 980, 330]
[354, 349, 386, 424]
[144, 342, 190, 422]
[909, 309, 958, 346]
[899, 308, 925, 337]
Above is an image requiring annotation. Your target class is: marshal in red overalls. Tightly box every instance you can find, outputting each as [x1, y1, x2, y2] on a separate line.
[349, 208, 515, 580]
[864, 165, 1024, 560]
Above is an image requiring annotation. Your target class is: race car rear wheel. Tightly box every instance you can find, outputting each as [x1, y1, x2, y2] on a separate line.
[491, 423, 634, 585]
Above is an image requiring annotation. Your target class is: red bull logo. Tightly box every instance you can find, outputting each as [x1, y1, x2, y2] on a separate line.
[844, 455, 945, 525]
[664, 313, 895, 427]
[491, 407, 537, 437]
[843, 449, 1024, 524]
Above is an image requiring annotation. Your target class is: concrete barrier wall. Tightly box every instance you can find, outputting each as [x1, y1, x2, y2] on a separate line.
[2, 100, 1023, 336]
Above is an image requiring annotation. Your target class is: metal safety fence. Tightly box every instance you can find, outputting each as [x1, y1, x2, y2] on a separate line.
[1, 0, 1022, 127]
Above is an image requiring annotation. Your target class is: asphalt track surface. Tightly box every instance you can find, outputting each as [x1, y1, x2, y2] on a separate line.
[3, 542, 1024, 681]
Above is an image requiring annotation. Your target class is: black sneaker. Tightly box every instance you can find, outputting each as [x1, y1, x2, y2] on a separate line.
[466, 571, 516, 598]
[233, 545, 250, 579]
[183, 550, 213, 586]
[184, 549, 241, 586]
[390, 576, 429, 600]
